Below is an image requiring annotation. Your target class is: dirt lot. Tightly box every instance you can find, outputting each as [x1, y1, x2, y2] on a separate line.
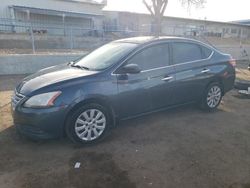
[1, 69, 250, 188]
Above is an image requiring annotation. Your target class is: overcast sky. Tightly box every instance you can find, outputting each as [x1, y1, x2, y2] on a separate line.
[102, 0, 249, 22]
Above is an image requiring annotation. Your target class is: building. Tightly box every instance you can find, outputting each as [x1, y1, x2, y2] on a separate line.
[0, 0, 106, 35]
[104, 11, 250, 39]
[0, 2, 249, 40]
[233, 19, 250, 26]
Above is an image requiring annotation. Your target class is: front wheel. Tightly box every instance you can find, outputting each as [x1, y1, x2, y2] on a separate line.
[66, 104, 111, 145]
[200, 83, 223, 111]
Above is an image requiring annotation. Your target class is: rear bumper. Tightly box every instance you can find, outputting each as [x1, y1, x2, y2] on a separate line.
[12, 105, 69, 140]
[223, 73, 235, 94]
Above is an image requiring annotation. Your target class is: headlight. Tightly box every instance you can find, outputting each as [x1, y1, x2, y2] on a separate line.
[23, 91, 61, 108]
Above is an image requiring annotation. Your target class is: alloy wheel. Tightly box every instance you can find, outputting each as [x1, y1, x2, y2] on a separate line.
[74, 109, 106, 141]
[206, 86, 222, 108]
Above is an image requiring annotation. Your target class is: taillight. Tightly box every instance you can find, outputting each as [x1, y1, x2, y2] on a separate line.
[229, 59, 236, 68]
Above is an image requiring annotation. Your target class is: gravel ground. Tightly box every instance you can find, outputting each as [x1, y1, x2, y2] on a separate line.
[0, 70, 250, 188]
[236, 60, 250, 81]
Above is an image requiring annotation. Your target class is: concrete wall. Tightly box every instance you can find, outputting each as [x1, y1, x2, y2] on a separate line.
[0, 44, 249, 75]
[216, 45, 250, 60]
[0, 34, 108, 49]
[0, 53, 86, 75]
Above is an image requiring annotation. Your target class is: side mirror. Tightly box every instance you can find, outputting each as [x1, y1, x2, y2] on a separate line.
[118, 64, 141, 74]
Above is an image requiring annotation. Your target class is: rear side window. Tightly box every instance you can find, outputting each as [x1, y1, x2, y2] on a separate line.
[201, 46, 212, 58]
[127, 43, 170, 70]
[172, 42, 203, 64]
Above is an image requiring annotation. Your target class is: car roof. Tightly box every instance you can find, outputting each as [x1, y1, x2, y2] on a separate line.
[114, 36, 216, 50]
[115, 36, 199, 44]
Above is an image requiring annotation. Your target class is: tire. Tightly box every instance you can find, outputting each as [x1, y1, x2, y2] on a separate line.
[65, 103, 111, 145]
[200, 82, 223, 111]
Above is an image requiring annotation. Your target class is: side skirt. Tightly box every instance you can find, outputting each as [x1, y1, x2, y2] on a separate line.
[119, 101, 196, 121]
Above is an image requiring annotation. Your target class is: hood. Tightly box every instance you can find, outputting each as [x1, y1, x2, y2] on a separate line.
[17, 64, 97, 95]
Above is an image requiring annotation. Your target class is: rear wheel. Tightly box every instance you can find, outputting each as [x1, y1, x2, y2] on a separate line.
[66, 103, 111, 145]
[200, 82, 223, 111]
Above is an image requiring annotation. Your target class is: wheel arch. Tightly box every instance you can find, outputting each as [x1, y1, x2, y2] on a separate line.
[200, 77, 224, 111]
[63, 97, 116, 136]
[205, 77, 225, 95]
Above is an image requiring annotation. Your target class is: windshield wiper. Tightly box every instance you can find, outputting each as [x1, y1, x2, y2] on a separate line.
[68, 62, 89, 70]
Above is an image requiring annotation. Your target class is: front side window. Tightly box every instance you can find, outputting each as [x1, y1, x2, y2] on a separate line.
[126, 43, 170, 70]
[172, 42, 203, 64]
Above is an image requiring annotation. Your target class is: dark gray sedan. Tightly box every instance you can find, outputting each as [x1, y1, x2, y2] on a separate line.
[12, 36, 236, 144]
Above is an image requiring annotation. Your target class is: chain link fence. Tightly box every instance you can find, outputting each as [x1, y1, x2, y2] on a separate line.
[0, 18, 106, 53]
[0, 17, 250, 59]
[0, 17, 215, 53]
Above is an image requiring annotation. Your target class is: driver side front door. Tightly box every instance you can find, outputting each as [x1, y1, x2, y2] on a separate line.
[115, 42, 176, 119]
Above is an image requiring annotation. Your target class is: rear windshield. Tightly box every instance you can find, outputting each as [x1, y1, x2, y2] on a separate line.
[75, 42, 137, 71]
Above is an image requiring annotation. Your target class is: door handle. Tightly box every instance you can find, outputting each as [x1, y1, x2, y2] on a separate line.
[162, 76, 173, 81]
[201, 69, 210, 73]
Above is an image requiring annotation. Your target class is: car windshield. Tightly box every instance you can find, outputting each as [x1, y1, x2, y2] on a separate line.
[74, 42, 137, 71]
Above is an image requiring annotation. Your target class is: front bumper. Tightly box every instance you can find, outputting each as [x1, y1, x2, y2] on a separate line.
[12, 104, 68, 140]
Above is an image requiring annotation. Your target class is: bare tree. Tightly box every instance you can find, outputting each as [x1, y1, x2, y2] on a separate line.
[143, 0, 206, 36]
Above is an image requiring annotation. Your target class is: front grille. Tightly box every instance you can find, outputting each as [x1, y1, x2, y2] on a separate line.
[12, 90, 25, 107]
